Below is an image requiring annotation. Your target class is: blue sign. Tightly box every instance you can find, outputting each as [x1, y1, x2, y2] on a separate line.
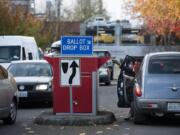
[61, 36, 93, 55]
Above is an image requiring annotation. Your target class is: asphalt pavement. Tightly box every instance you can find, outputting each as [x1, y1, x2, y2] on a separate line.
[1, 81, 180, 135]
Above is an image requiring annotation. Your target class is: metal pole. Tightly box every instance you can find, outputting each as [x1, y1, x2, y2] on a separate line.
[97, 21, 99, 46]
[115, 21, 121, 45]
[92, 72, 97, 115]
[56, 0, 62, 21]
[69, 85, 73, 114]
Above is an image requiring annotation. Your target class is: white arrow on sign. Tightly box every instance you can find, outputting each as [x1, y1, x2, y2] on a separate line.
[60, 59, 80, 86]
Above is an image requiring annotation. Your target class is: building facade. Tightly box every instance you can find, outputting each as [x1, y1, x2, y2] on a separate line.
[10, 0, 32, 12]
[10, 0, 53, 19]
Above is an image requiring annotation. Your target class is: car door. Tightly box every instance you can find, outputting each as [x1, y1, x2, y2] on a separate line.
[117, 70, 134, 107]
[117, 56, 142, 108]
[117, 56, 134, 107]
[0, 66, 8, 109]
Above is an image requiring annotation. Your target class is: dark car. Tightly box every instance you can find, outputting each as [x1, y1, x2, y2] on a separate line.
[8, 60, 53, 105]
[99, 63, 111, 85]
[117, 55, 142, 107]
[0, 65, 18, 124]
[94, 49, 114, 84]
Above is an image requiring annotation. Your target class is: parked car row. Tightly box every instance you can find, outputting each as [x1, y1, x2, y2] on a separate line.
[0, 36, 114, 125]
[0, 60, 53, 124]
[1, 35, 180, 126]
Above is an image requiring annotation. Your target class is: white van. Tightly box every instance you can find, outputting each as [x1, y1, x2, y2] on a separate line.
[0, 36, 40, 68]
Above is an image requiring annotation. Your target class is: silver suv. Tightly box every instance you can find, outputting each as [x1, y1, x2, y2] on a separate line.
[134, 52, 180, 123]
[0, 65, 18, 124]
[117, 52, 180, 124]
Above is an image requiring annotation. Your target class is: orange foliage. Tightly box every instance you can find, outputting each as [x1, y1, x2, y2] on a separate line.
[133, 0, 180, 37]
[0, 1, 52, 47]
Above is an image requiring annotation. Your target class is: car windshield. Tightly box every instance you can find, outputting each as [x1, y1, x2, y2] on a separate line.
[148, 56, 180, 74]
[8, 63, 52, 77]
[93, 51, 111, 57]
[0, 46, 21, 63]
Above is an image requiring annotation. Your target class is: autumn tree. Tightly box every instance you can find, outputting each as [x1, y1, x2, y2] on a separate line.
[133, 0, 180, 45]
[0, 1, 15, 34]
[0, 0, 53, 48]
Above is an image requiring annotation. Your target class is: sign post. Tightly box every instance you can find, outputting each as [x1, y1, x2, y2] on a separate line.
[61, 59, 80, 114]
[70, 85, 73, 114]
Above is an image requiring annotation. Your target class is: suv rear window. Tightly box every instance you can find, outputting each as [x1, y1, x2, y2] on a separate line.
[148, 56, 180, 74]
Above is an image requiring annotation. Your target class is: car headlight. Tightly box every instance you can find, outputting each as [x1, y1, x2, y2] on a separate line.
[36, 84, 48, 91]
[19, 85, 25, 90]
[99, 69, 108, 75]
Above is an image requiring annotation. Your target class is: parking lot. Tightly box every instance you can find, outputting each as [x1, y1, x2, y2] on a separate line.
[1, 82, 180, 135]
[0, 0, 180, 134]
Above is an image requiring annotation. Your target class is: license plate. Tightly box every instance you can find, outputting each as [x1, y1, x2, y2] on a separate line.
[19, 91, 28, 97]
[167, 103, 180, 111]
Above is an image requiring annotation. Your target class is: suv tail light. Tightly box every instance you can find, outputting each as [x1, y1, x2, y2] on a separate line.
[134, 84, 142, 97]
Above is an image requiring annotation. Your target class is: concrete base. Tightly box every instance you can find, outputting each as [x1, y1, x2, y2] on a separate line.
[34, 111, 116, 126]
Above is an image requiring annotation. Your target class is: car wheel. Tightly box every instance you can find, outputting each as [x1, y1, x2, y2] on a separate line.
[110, 69, 113, 80]
[133, 101, 147, 124]
[3, 99, 17, 124]
[105, 81, 111, 86]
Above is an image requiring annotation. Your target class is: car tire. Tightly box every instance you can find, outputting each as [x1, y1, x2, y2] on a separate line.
[133, 101, 147, 124]
[3, 99, 17, 124]
[110, 69, 113, 80]
[105, 81, 111, 86]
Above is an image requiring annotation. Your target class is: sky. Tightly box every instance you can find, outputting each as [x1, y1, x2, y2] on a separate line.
[35, 0, 129, 20]
[34, 0, 47, 13]
[102, 0, 128, 20]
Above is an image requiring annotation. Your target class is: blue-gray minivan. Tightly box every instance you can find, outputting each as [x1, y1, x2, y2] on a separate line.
[117, 52, 180, 124]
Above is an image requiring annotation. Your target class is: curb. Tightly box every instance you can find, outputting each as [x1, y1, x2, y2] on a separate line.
[34, 111, 116, 126]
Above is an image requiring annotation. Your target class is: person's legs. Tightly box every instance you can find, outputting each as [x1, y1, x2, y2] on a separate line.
[124, 102, 133, 120]
[124, 109, 132, 120]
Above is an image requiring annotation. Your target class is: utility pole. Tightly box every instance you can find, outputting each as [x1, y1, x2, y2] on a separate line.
[55, 0, 62, 40]
[56, 0, 62, 21]
[80, 0, 83, 21]
[98, 0, 103, 15]
[30, 0, 35, 15]
[86, 0, 91, 19]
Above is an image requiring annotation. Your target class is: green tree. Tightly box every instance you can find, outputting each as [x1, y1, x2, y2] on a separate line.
[73, 0, 109, 21]
[0, 0, 53, 48]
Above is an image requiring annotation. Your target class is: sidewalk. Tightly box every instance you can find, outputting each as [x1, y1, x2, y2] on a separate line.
[34, 111, 116, 126]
